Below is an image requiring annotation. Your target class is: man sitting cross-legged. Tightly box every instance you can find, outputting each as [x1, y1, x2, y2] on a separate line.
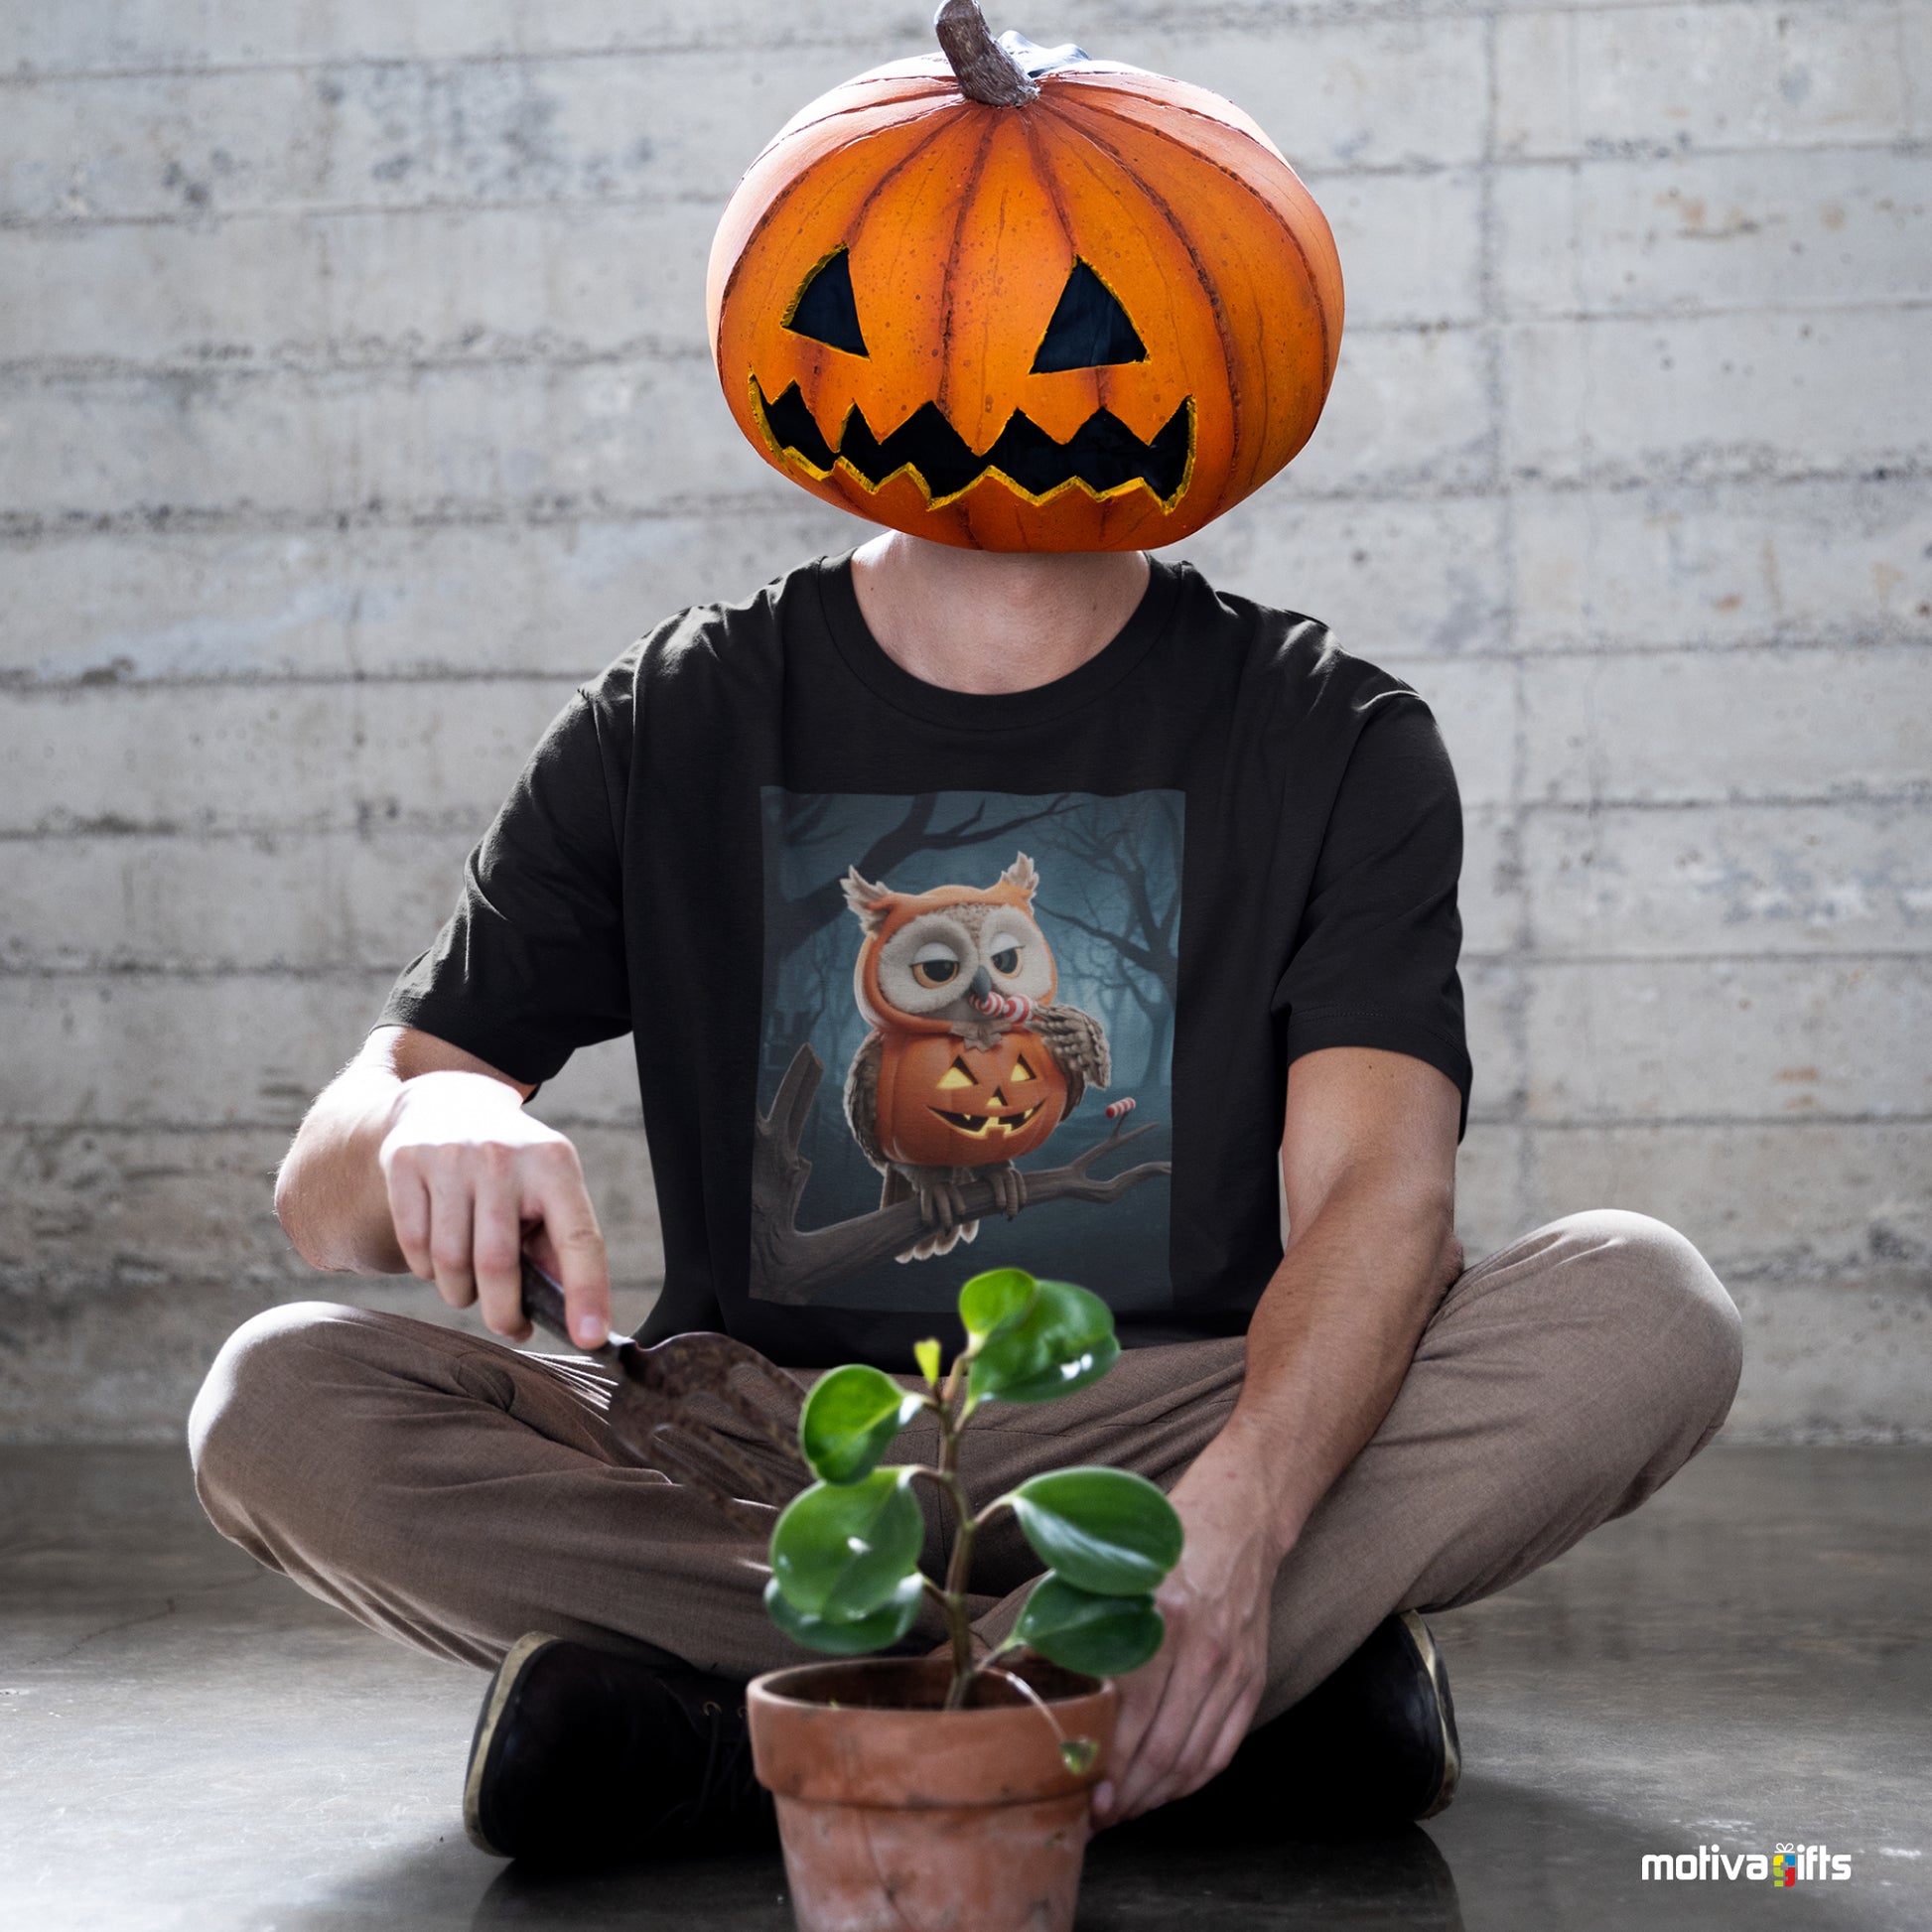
[190, 533, 1741, 1862]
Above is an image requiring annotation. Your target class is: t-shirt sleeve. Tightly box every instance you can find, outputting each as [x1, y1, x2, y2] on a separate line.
[1273, 687, 1471, 1129]
[377, 686, 630, 1086]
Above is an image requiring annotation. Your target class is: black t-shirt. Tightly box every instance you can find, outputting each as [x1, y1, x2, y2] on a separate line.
[380, 554, 1468, 1369]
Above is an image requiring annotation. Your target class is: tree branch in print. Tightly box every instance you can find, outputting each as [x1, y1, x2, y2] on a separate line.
[750, 1044, 1172, 1307]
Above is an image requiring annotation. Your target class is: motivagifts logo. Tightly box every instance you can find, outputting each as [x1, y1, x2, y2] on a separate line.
[1640, 1843, 1854, 1885]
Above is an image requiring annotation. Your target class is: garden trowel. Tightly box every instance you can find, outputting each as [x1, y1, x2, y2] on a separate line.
[519, 1258, 808, 1530]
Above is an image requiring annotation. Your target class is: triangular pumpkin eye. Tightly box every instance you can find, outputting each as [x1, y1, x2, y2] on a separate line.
[1030, 260, 1147, 372]
[784, 246, 869, 356]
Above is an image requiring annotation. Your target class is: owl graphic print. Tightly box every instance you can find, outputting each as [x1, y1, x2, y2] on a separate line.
[754, 789, 1179, 1313]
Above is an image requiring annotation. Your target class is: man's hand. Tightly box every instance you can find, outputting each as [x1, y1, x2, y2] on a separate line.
[276, 1025, 613, 1349]
[378, 1070, 611, 1348]
[1091, 1434, 1283, 1826]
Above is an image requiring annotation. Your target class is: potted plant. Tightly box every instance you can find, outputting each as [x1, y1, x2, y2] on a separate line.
[749, 1267, 1183, 1932]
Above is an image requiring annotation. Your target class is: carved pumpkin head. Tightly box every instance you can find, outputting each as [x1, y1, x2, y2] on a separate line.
[706, 1, 1343, 552]
[876, 1030, 1068, 1168]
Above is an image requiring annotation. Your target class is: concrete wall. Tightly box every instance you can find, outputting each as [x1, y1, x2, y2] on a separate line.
[2, 1, 1927, 1442]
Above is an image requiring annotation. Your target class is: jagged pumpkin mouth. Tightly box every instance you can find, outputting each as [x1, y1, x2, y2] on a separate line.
[752, 377, 1195, 510]
[928, 1102, 1045, 1137]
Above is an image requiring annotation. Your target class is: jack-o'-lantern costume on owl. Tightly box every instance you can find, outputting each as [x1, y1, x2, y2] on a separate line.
[188, 0, 1740, 1878]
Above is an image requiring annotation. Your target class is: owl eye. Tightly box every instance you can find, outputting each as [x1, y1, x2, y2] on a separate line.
[910, 940, 961, 989]
[989, 946, 1024, 976]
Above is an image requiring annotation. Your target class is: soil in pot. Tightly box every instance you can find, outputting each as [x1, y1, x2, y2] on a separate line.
[749, 1655, 1117, 1932]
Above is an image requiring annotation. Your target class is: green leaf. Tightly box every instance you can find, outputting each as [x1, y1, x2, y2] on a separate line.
[1008, 1467, 1183, 1595]
[763, 1572, 924, 1656]
[768, 1468, 924, 1619]
[958, 1268, 1036, 1345]
[799, 1364, 921, 1484]
[1059, 1736, 1100, 1776]
[913, 1337, 943, 1388]
[968, 1279, 1119, 1406]
[1014, 1574, 1167, 1678]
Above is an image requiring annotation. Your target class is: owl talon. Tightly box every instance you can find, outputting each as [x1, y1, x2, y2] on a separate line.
[984, 1163, 1025, 1219]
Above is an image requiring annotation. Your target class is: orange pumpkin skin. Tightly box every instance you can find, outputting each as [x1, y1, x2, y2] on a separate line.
[706, 51, 1343, 552]
[873, 1029, 1067, 1170]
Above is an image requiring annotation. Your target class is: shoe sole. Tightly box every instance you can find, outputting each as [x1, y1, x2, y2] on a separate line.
[464, 1630, 564, 1856]
[1398, 1610, 1461, 1820]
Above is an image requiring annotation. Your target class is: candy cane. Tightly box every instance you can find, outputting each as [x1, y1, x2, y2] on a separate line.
[1105, 1097, 1136, 1121]
[968, 990, 1033, 1023]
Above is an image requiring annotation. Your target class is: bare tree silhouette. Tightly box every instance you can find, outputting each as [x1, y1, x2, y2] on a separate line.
[1036, 793, 1182, 1087]
[764, 792, 1083, 968]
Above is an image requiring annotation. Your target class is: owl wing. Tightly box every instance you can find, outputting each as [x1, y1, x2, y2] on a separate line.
[844, 1031, 889, 1172]
[1032, 1003, 1110, 1116]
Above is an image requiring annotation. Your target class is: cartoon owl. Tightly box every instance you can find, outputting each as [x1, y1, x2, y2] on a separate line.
[841, 852, 1110, 1261]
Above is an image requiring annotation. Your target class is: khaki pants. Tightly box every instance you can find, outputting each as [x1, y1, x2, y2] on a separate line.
[189, 1211, 1740, 1724]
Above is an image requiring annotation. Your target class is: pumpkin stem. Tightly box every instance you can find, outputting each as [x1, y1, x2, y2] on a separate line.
[933, 0, 1038, 106]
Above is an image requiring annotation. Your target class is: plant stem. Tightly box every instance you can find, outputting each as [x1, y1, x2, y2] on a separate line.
[983, 1664, 1092, 1770]
[930, 1388, 981, 1709]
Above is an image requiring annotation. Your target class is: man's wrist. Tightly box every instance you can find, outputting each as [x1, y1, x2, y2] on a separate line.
[384, 1066, 528, 1140]
[1179, 1418, 1308, 1570]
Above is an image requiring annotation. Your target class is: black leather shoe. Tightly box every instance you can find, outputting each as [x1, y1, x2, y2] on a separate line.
[1270, 1609, 1461, 1823]
[463, 1632, 776, 1863]
[1137, 1610, 1461, 1841]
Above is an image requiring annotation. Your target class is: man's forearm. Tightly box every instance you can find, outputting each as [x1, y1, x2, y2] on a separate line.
[1189, 1172, 1462, 1564]
[1098, 1049, 1465, 1823]
[275, 1061, 413, 1276]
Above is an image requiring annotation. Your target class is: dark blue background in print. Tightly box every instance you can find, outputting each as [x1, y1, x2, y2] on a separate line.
[756, 787, 1181, 1313]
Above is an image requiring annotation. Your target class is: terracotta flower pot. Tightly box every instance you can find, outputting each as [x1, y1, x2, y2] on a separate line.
[748, 1655, 1117, 1932]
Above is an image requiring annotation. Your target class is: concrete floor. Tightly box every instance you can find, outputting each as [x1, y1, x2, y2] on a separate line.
[1, 1446, 1927, 1931]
